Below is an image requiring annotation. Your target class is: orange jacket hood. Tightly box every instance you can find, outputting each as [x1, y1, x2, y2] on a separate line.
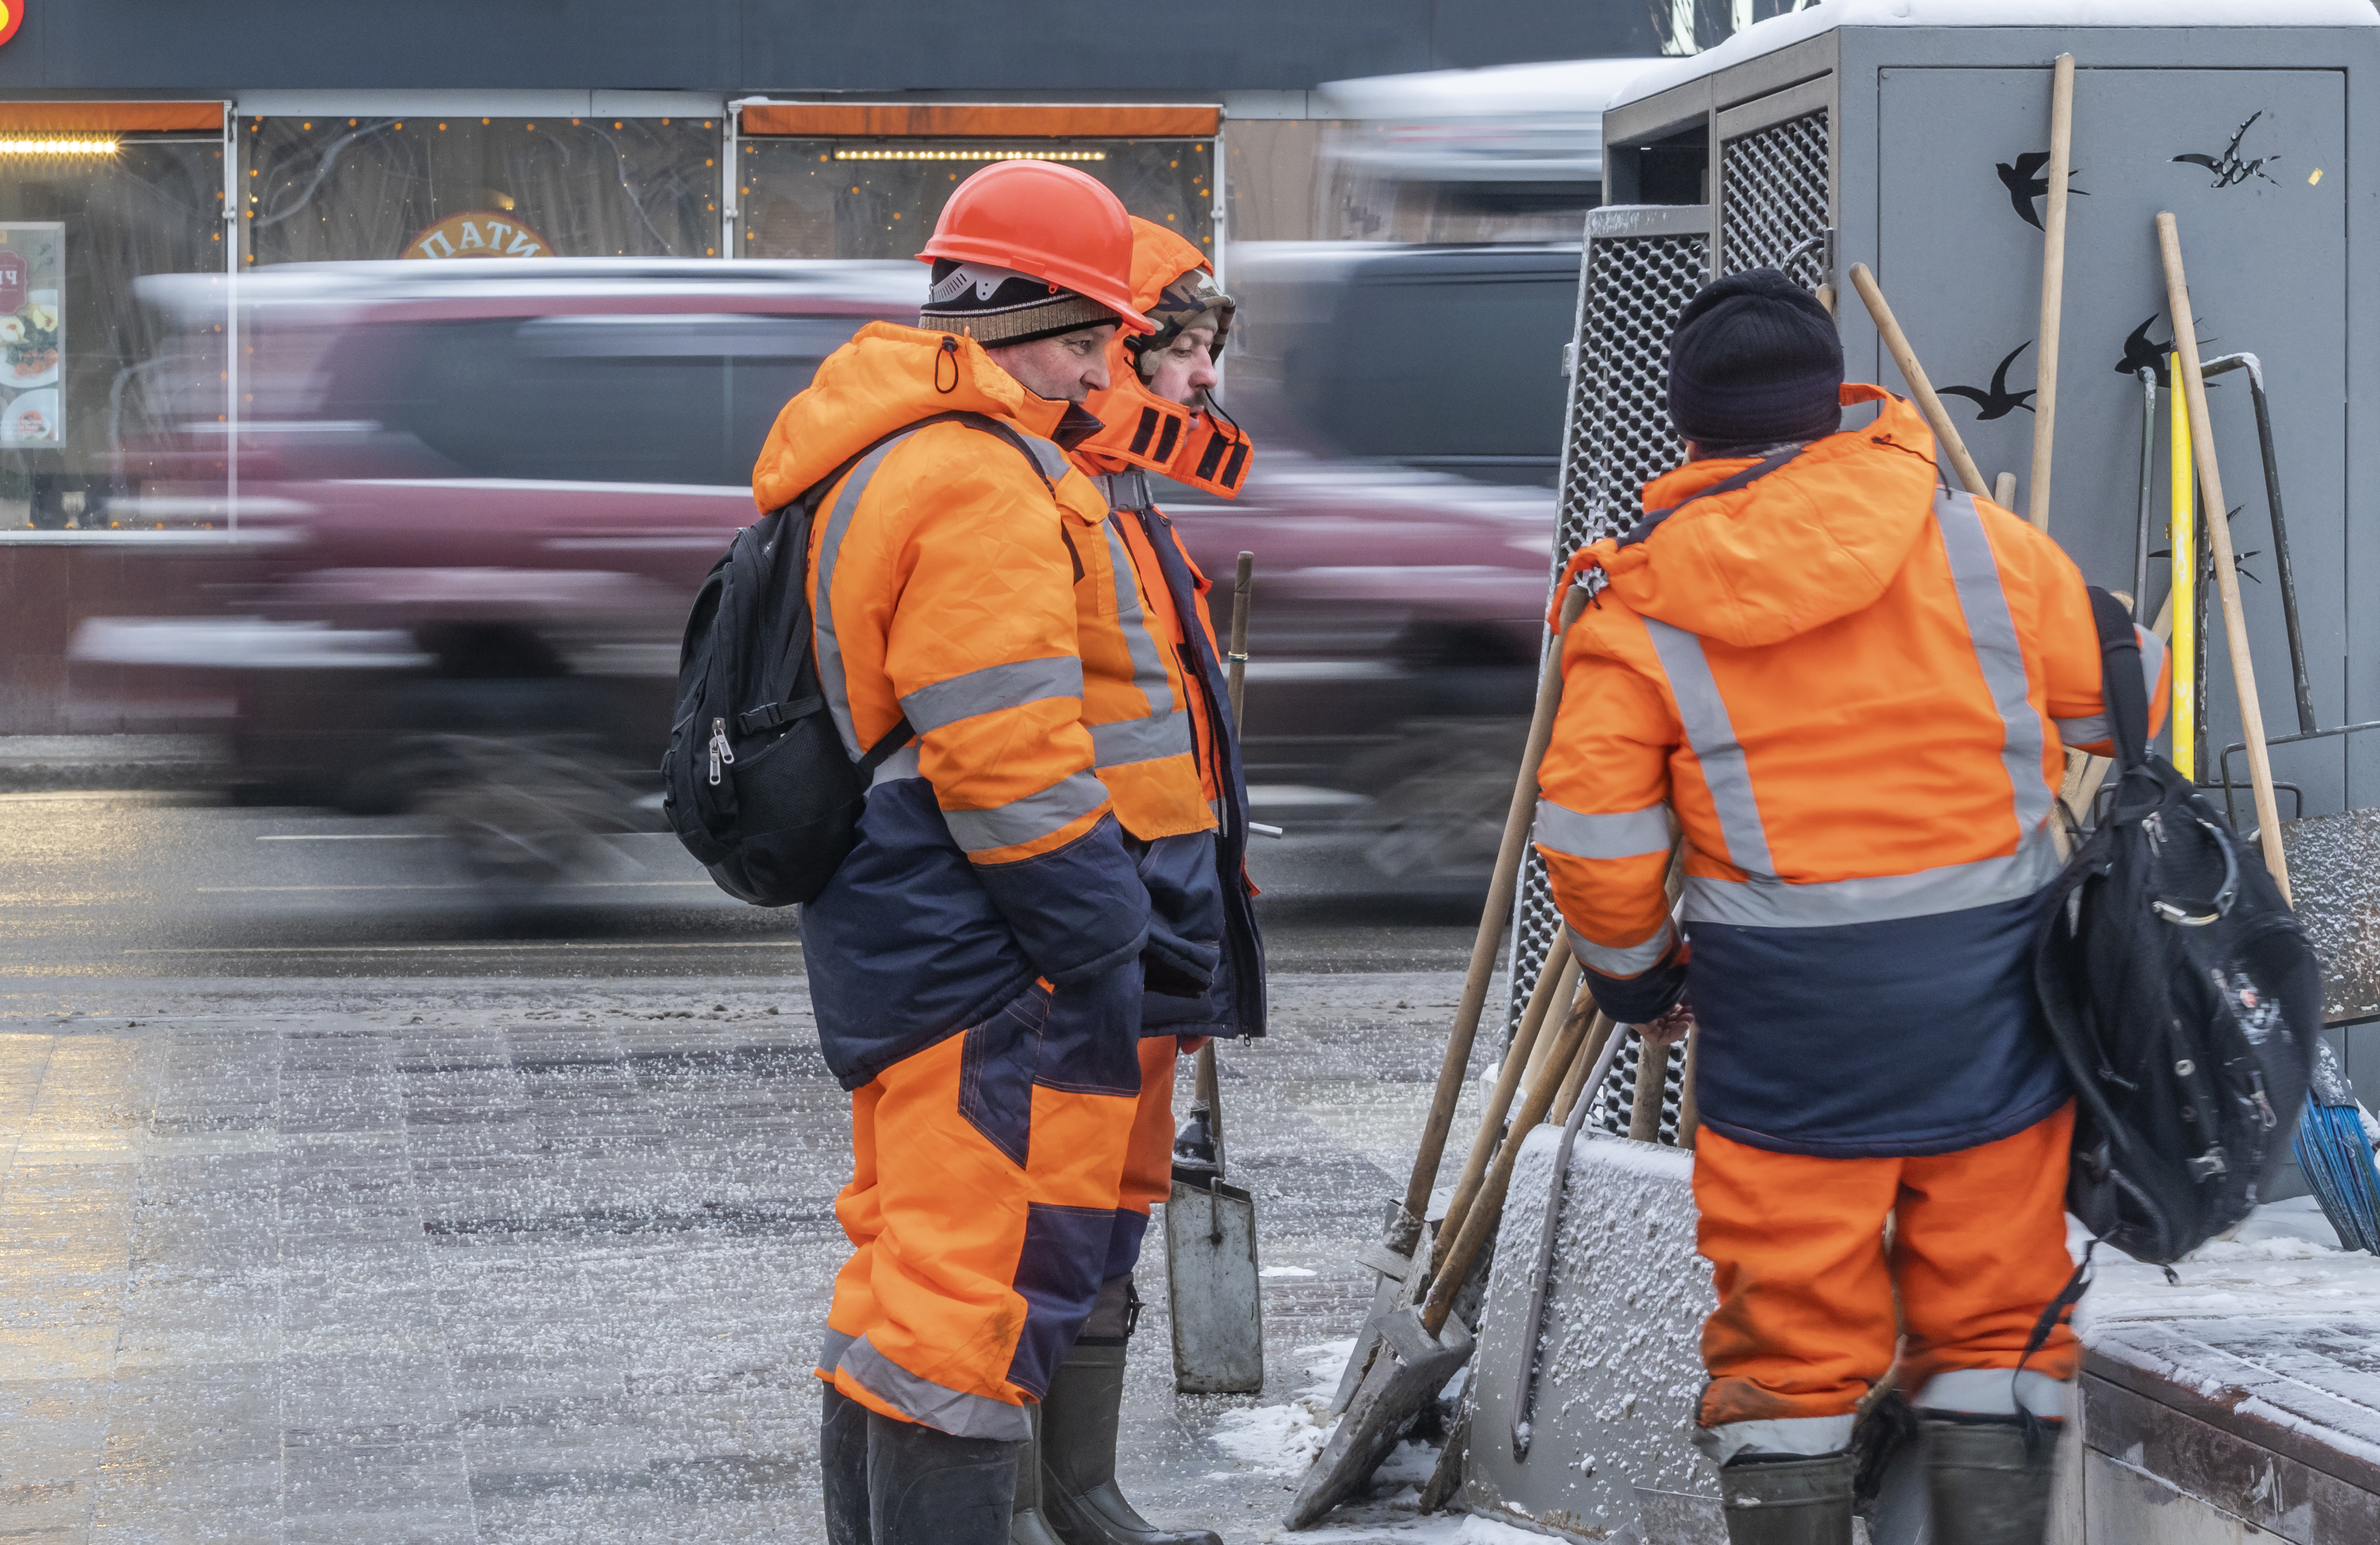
[1561, 385, 1946, 649]
[752, 320, 1075, 512]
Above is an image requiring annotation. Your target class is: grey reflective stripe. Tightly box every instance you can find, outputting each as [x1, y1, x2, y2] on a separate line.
[813, 434, 920, 758]
[1693, 1415, 1857, 1466]
[1568, 922, 1675, 978]
[1682, 825, 2063, 929]
[1916, 1368, 2073, 1420]
[836, 1333, 1031, 1441]
[1100, 523, 1177, 719]
[899, 655, 1084, 734]
[1012, 432, 1072, 485]
[1091, 711, 1194, 766]
[1935, 490, 2052, 834]
[2058, 626, 2164, 749]
[2135, 624, 2167, 704]
[944, 769, 1111, 856]
[1644, 618, 1774, 875]
[1534, 798, 1671, 860]
[1086, 520, 1183, 769]
[870, 744, 921, 787]
[818, 1328, 857, 1376]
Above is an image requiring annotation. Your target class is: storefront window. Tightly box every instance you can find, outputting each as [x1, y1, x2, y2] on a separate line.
[243, 116, 722, 265]
[739, 140, 1214, 260]
[0, 131, 228, 529]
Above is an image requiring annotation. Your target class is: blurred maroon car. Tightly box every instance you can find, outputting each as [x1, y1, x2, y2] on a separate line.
[82, 259, 1552, 884]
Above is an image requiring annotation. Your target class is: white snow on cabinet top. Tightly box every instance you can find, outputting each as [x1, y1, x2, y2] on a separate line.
[1610, 0, 2380, 111]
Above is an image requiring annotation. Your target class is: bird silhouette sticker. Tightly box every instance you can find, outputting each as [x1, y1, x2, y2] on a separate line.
[1995, 151, 2090, 231]
[1939, 342, 2037, 420]
[2173, 112, 2281, 189]
[2114, 317, 2172, 384]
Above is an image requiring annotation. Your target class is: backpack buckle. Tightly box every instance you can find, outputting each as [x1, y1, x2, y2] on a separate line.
[2187, 1146, 2229, 1182]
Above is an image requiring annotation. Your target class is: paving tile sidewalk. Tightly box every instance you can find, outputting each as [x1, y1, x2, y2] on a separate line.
[0, 973, 1498, 1544]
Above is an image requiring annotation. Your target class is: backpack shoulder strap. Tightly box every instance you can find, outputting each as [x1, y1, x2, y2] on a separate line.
[762, 409, 1074, 774]
[2088, 584, 2151, 770]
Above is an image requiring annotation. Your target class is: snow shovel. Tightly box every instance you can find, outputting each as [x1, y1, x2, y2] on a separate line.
[1328, 576, 1595, 1417]
[1286, 956, 1606, 1530]
[1167, 552, 1265, 1395]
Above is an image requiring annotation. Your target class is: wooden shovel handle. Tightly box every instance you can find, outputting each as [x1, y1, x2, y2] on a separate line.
[1401, 580, 1591, 1220]
[1848, 263, 1990, 499]
[2156, 214, 2292, 901]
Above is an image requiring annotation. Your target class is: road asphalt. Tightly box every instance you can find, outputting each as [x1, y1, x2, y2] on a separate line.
[0, 793, 1506, 1543]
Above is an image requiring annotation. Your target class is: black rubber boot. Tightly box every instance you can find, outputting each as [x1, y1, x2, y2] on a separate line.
[865, 1408, 1018, 1545]
[1922, 1417, 2057, 1545]
[1717, 1451, 1856, 1545]
[1011, 1402, 1070, 1545]
[821, 1384, 872, 1545]
[1041, 1339, 1222, 1545]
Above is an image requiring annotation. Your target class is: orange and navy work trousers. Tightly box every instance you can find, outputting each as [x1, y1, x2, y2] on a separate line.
[819, 964, 1142, 1441]
[1109, 1036, 1184, 1280]
[1693, 1102, 2080, 1458]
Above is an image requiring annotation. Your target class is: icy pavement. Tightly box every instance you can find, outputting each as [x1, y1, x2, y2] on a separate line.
[0, 970, 1504, 1544]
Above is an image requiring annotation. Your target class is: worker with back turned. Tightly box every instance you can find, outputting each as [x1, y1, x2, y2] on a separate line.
[1533, 269, 2169, 1545]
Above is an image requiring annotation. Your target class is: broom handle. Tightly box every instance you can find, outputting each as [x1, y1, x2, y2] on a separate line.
[1197, 552, 1256, 1177]
[1848, 263, 1990, 498]
[1402, 579, 1590, 1222]
[1423, 1001, 1600, 1334]
[2156, 214, 2292, 901]
[1439, 933, 1576, 1251]
[2027, 53, 2075, 532]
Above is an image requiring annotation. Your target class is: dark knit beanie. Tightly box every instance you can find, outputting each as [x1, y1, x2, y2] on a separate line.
[1666, 268, 1844, 447]
[919, 259, 1119, 347]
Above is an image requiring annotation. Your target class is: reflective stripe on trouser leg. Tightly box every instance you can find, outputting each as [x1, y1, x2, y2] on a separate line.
[1692, 1125, 1904, 1428]
[824, 968, 1141, 1435]
[1106, 1037, 1178, 1281]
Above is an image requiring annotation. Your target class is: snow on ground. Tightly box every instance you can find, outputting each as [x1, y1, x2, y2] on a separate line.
[2075, 1195, 2380, 1331]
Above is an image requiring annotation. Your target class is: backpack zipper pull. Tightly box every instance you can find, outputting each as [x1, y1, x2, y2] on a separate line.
[709, 717, 735, 785]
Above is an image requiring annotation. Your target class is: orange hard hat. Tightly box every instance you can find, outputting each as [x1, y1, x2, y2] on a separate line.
[920, 160, 1155, 335]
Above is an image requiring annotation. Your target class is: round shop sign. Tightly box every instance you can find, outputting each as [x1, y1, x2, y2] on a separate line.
[401, 211, 554, 261]
[0, 3, 23, 49]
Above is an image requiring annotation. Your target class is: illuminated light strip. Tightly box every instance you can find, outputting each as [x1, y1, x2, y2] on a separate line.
[0, 137, 121, 156]
[832, 148, 1106, 162]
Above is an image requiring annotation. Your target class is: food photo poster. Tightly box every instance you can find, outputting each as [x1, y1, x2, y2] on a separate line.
[0, 224, 63, 448]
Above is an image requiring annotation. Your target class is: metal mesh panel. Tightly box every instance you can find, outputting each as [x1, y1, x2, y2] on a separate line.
[1720, 109, 1830, 288]
[1502, 220, 1709, 1135]
[1590, 1032, 1685, 1145]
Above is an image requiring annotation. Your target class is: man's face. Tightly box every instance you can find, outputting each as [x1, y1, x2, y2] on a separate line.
[1143, 325, 1219, 408]
[984, 324, 1116, 403]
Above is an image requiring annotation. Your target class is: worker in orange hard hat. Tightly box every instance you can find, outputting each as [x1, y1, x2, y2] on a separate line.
[1533, 269, 2169, 1545]
[999, 217, 1261, 1545]
[766, 159, 1191, 1545]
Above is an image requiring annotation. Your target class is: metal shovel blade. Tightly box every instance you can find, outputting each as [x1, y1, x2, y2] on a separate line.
[1166, 1175, 1264, 1395]
[1284, 1303, 1473, 1530]
[1328, 1206, 1429, 1417]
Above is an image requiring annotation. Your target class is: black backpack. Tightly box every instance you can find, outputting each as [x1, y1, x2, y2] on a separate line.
[661, 410, 1054, 907]
[2033, 587, 2322, 1266]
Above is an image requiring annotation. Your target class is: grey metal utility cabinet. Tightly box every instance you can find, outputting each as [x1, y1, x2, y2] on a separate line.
[1490, 2, 2380, 1232]
[1578, 3, 2380, 822]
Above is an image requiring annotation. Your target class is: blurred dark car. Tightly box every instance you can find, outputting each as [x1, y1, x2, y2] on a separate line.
[77, 257, 1556, 887]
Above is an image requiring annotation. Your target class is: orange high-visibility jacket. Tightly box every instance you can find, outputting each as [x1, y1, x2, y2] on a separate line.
[1537, 386, 2169, 1158]
[1063, 219, 1267, 1040]
[753, 321, 1151, 1089]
